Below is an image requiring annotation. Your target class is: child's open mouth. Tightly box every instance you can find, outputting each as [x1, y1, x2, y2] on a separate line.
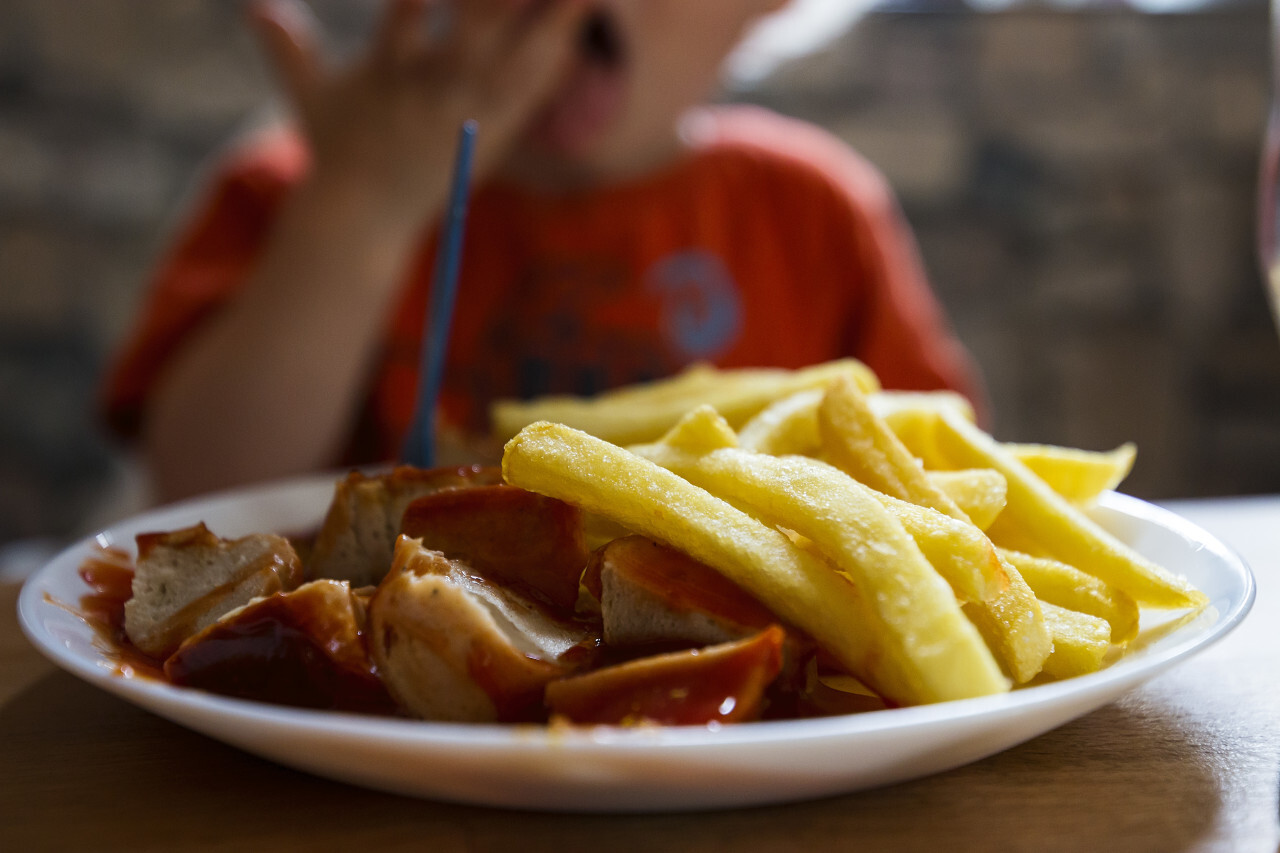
[579, 7, 624, 69]
[528, 4, 630, 156]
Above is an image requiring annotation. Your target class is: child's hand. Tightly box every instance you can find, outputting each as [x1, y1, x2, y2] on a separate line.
[251, 0, 587, 231]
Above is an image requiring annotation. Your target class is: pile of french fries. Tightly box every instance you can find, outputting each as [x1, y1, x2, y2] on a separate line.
[494, 360, 1206, 708]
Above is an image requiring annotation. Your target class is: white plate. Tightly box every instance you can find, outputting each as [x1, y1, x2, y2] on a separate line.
[17, 477, 1254, 812]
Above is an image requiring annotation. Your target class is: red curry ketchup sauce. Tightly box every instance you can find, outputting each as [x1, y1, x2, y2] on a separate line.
[74, 545, 166, 679]
[545, 626, 787, 726]
[164, 581, 397, 715]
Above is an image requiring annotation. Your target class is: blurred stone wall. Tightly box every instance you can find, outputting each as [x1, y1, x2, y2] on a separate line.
[0, 3, 1276, 547]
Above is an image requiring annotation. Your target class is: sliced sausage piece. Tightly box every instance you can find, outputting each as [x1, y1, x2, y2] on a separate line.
[124, 523, 303, 659]
[545, 626, 787, 726]
[368, 536, 598, 722]
[164, 579, 394, 714]
[308, 464, 502, 586]
[586, 536, 778, 649]
[400, 484, 588, 611]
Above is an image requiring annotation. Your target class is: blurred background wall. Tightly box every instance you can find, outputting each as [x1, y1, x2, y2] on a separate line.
[1, 0, 1277, 557]
[740, 1, 1280, 501]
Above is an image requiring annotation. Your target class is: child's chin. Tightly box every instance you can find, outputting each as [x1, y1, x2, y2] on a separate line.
[522, 119, 608, 162]
[527, 62, 627, 160]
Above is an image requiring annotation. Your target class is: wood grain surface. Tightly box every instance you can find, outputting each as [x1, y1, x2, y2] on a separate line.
[2, 498, 1277, 852]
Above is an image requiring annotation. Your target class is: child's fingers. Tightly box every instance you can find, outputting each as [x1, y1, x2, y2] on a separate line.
[248, 0, 324, 114]
[371, 0, 430, 68]
[508, 0, 591, 64]
[450, 0, 533, 69]
[494, 0, 590, 94]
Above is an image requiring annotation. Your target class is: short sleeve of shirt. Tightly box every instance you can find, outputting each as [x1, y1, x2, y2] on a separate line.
[702, 107, 987, 417]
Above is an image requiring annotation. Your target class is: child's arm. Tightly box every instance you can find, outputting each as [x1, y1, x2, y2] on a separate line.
[143, 0, 587, 500]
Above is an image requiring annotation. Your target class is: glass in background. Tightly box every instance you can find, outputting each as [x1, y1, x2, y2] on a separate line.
[1259, 0, 1280, 331]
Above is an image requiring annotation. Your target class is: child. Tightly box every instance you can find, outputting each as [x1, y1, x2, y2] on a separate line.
[103, 0, 985, 500]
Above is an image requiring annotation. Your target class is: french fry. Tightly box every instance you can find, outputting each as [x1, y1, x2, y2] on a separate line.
[1038, 602, 1112, 679]
[502, 421, 1009, 705]
[881, 409, 949, 470]
[934, 410, 1206, 609]
[999, 548, 1140, 645]
[927, 469, 1008, 531]
[640, 408, 1005, 604]
[736, 388, 824, 456]
[878, 409, 1134, 511]
[730, 392, 1010, 534]
[816, 378, 1050, 676]
[1007, 442, 1137, 506]
[819, 375, 968, 521]
[871, 494, 1007, 604]
[867, 389, 978, 423]
[962, 557, 1052, 683]
[637, 408, 1009, 703]
[491, 359, 879, 445]
[871, 391, 974, 470]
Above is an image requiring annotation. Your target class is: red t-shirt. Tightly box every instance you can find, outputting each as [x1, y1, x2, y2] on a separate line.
[103, 106, 983, 464]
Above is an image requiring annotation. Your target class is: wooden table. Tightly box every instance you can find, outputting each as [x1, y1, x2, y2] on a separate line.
[2, 497, 1277, 852]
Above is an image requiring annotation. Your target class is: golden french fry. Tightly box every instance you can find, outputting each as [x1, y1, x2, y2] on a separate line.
[867, 390, 977, 423]
[927, 469, 1008, 531]
[872, 493, 1006, 604]
[934, 410, 1205, 609]
[998, 548, 1140, 645]
[819, 375, 968, 521]
[1007, 442, 1137, 506]
[502, 420, 1009, 706]
[736, 388, 824, 456]
[1038, 602, 1112, 679]
[962, 557, 1052, 683]
[644, 408, 1003, 604]
[715, 390, 1009, 541]
[638, 408, 1009, 704]
[812, 382, 1051, 675]
[641, 399, 739, 453]
[872, 392, 973, 470]
[668, 388, 1006, 604]
[491, 359, 879, 445]
[881, 411, 948, 470]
